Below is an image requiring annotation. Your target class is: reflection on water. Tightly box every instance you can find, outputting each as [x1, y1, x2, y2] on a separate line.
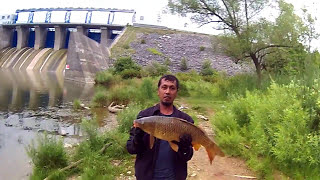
[0, 69, 104, 179]
[0, 70, 94, 112]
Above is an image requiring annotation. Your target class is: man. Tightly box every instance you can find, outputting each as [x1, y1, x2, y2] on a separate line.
[126, 74, 194, 180]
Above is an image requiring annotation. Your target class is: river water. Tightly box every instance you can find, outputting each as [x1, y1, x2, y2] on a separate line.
[0, 69, 98, 179]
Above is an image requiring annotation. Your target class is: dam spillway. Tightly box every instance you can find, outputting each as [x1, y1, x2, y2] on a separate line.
[0, 47, 67, 73]
[0, 7, 136, 82]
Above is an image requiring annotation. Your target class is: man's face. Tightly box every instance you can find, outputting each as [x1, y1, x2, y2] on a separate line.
[158, 79, 178, 106]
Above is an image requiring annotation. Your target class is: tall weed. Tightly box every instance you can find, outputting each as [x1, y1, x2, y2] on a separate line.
[117, 103, 143, 133]
[213, 82, 320, 178]
[26, 134, 68, 179]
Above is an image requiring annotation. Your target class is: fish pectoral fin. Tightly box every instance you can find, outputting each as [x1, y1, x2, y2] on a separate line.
[149, 135, 155, 149]
[192, 143, 201, 151]
[169, 141, 179, 152]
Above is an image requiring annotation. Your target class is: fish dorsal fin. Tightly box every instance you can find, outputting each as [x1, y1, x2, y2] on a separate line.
[171, 117, 209, 136]
[169, 141, 179, 152]
[149, 135, 155, 149]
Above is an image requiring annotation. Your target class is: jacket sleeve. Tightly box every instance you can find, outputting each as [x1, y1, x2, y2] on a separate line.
[177, 146, 193, 162]
[126, 112, 146, 154]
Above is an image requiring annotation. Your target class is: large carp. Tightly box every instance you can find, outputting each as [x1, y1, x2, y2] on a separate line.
[133, 116, 225, 164]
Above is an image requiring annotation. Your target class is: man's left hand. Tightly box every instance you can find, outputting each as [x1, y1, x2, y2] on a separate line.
[177, 134, 192, 154]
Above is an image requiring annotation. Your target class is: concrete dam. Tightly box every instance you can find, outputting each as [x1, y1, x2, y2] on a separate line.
[0, 8, 136, 83]
[0, 47, 67, 73]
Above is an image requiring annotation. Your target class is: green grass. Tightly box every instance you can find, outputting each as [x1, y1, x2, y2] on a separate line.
[95, 71, 115, 86]
[26, 134, 69, 180]
[73, 99, 81, 110]
[147, 48, 163, 56]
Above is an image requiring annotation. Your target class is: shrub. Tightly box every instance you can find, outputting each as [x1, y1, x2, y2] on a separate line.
[147, 48, 163, 56]
[138, 78, 156, 100]
[74, 120, 130, 179]
[92, 90, 108, 107]
[123, 44, 130, 49]
[143, 61, 169, 77]
[120, 69, 142, 79]
[176, 70, 202, 82]
[213, 82, 320, 178]
[117, 103, 142, 133]
[26, 134, 68, 179]
[73, 99, 81, 110]
[107, 86, 137, 105]
[164, 57, 172, 66]
[95, 71, 113, 86]
[113, 56, 141, 74]
[200, 46, 205, 51]
[180, 57, 188, 71]
[178, 82, 190, 97]
[141, 39, 146, 44]
[200, 59, 215, 76]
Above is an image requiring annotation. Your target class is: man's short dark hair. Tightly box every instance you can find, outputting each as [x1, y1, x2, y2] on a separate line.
[158, 74, 179, 90]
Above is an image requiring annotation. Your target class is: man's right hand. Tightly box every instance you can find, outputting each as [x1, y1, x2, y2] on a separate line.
[133, 127, 144, 145]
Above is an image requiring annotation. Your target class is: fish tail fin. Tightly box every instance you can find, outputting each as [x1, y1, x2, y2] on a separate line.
[205, 142, 225, 165]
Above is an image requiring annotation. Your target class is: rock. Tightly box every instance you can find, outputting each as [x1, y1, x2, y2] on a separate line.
[190, 173, 197, 177]
[64, 143, 73, 148]
[5, 114, 20, 127]
[196, 114, 209, 121]
[60, 129, 68, 136]
[127, 171, 132, 175]
[178, 105, 188, 111]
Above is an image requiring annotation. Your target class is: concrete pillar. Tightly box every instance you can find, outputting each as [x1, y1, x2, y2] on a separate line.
[34, 26, 47, 50]
[54, 26, 66, 50]
[0, 27, 13, 50]
[100, 27, 111, 47]
[76, 26, 87, 36]
[16, 26, 29, 49]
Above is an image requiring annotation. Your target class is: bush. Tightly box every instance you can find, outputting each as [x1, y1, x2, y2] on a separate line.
[74, 120, 131, 179]
[147, 48, 163, 56]
[117, 103, 142, 133]
[92, 90, 108, 107]
[176, 70, 202, 82]
[200, 46, 205, 51]
[107, 86, 137, 105]
[164, 57, 172, 66]
[138, 78, 157, 102]
[213, 82, 320, 178]
[120, 69, 142, 79]
[95, 71, 114, 86]
[180, 57, 188, 71]
[113, 56, 141, 74]
[215, 73, 260, 98]
[141, 39, 146, 44]
[143, 61, 169, 77]
[200, 59, 215, 76]
[26, 134, 68, 179]
[73, 99, 81, 110]
[178, 82, 190, 97]
[123, 44, 130, 49]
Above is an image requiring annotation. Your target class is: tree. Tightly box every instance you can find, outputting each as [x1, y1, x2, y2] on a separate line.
[168, 0, 307, 84]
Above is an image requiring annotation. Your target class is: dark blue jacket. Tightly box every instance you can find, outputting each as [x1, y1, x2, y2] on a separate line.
[126, 104, 194, 180]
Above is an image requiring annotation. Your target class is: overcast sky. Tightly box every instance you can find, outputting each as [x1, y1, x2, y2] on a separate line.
[0, 0, 319, 48]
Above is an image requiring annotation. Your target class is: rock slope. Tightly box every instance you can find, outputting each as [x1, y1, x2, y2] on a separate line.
[129, 32, 253, 75]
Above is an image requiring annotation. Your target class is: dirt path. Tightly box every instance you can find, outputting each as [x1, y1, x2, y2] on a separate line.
[187, 120, 256, 180]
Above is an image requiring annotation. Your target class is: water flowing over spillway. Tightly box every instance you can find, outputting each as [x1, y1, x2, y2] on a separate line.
[0, 47, 67, 73]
